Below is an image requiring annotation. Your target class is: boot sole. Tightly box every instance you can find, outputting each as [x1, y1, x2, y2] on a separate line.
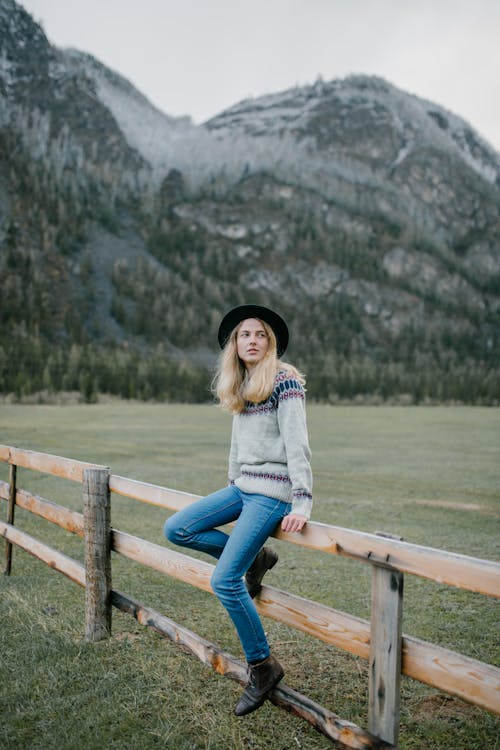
[234, 669, 285, 716]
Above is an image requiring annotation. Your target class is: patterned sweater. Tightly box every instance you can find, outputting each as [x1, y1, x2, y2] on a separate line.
[228, 370, 313, 518]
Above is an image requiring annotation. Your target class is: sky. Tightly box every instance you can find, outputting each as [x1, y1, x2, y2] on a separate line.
[20, 0, 500, 152]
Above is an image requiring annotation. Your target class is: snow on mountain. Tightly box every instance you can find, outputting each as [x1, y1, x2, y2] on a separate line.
[206, 75, 500, 185]
[61, 49, 204, 179]
[204, 81, 330, 138]
[59, 49, 290, 191]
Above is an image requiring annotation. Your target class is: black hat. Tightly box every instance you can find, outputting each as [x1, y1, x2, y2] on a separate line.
[218, 304, 289, 357]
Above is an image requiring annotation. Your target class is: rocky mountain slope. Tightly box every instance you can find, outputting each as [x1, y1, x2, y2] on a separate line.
[1, 0, 499, 402]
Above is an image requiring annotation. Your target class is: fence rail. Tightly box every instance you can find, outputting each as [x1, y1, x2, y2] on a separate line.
[2, 446, 498, 597]
[1, 444, 499, 749]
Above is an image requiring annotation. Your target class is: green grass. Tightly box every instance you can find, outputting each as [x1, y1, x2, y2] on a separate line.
[0, 403, 499, 749]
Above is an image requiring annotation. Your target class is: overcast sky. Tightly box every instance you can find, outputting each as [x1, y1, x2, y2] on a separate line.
[20, 0, 500, 152]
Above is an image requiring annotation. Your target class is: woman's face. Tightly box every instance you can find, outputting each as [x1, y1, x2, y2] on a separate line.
[236, 318, 270, 370]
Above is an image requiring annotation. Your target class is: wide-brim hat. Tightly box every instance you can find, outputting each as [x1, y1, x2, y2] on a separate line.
[218, 304, 289, 357]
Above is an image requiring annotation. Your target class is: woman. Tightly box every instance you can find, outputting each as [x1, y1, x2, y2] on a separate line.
[164, 304, 313, 716]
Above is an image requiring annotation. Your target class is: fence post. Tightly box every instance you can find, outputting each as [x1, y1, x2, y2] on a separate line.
[4, 464, 17, 575]
[368, 533, 404, 746]
[83, 466, 111, 642]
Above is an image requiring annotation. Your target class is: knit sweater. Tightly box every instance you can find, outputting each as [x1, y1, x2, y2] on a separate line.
[228, 370, 313, 518]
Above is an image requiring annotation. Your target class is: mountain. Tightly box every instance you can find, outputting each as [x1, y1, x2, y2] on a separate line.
[1, 0, 499, 403]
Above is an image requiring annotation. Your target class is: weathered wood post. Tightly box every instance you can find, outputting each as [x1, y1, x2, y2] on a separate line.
[83, 466, 111, 642]
[368, 533, 404, 747]
[4, 463, 17, 575]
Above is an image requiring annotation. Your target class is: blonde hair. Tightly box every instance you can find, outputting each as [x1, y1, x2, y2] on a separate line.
[213, 318, 305, 414]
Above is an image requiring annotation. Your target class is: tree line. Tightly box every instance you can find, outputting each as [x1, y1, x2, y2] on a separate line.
[1, 328, 498, 406]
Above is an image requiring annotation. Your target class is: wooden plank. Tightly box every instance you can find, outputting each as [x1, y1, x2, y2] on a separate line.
[368, 565, 404, 744]
[112, 529, 214, 591]
[257, 586, 370, 659]
[271, 685, 393, 750]
[0, 444, 105, 483]
[0, 445, 11, 462]
[112, 589, 248, 679]
[0, 520, 85, 586]
[111, 590, 393, 749]
[4, 464, 17, 575]
[305, 524, 500, 599]
[109, 474, 199, 511]
[0, 482, 84, 536]
[83, 467, 111, 642]
[110, 473, 500, 598]
[402, 636, 500, 715]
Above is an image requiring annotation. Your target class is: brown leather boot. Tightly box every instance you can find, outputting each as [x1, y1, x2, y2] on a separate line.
[244, 547, 278, 598]
[234, 654, 284, 716]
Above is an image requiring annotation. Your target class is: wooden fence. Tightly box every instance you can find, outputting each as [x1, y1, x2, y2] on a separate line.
[1, 444, 499, 749]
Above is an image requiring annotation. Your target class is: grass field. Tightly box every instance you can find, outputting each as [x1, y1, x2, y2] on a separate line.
[0, 402, 499, 750]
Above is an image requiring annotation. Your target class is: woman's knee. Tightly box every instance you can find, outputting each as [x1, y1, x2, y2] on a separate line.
[164, 514, 187, 545]
[211, 563, 242, 600]
[210, 566, 228, 598]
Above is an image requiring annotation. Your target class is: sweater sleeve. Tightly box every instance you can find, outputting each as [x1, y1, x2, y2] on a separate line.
[277, 378, 313, 518]
[228, 415, 241, 483]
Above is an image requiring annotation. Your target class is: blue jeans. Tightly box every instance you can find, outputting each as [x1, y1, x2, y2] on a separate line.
[164, 484, 291, 662]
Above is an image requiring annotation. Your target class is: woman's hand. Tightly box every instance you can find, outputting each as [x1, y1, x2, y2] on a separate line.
[281, 513, 308, 533]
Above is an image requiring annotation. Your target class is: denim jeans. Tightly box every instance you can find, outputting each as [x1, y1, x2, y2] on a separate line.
[164, 484, 291, 662]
